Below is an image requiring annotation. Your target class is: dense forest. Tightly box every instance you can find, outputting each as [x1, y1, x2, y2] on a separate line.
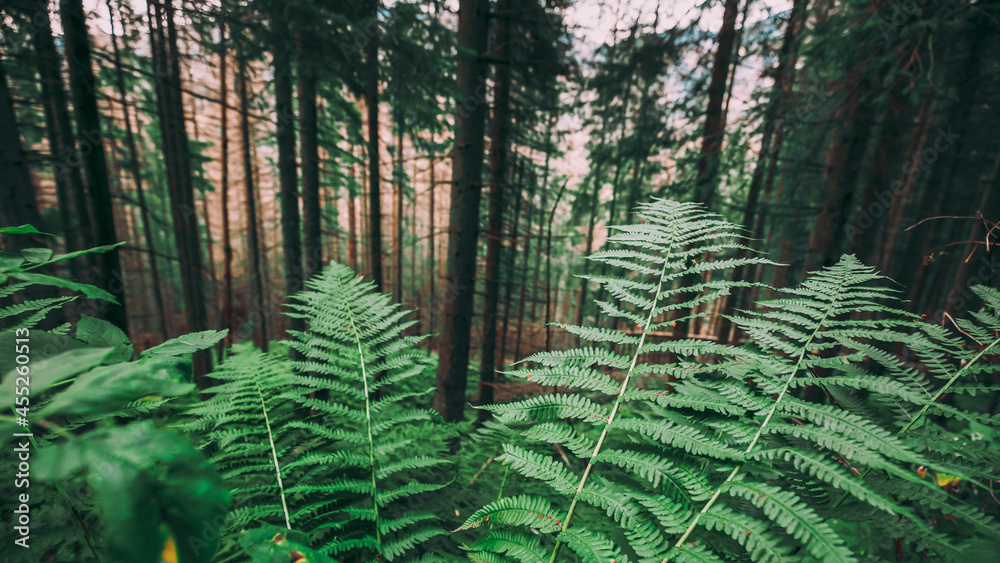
[1, 0, 999, 562]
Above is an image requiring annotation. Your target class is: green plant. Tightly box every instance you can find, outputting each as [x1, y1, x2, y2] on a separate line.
[185, 262, 451, 561]
[460, 200, 1000, 562]
[0, 226, 230, 563]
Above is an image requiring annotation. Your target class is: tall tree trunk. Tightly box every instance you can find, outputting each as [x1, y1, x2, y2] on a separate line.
[530, 115, 555, 322]
[61, 0, 129, 334]
[348, 161, 358, 271]
[498, 160, 525, 370]
[475, 0, 512, 422]
[943, 148, 999, 317]
[693, 0, 741, 209]
[876, 94, 932, 272]
[30, 0, 91, 275]
[544, 181, 568, 352]
[148, 0, 209, 375]
[109, 0, 168, 341]
[270, 3, 303, 340]
[0, 55, 48, 256]
[298, 32, 321, 280]
[236, 44, 267, 351]
[847, 48, 914, 262]
[218, 8, 233, 351]
[576, 172, 602, 327]
[427, 147, 436, 353]
[717, 0, 807, 343]
[366, 0, 384, 291]
[514, 165, 539, 360]
[393, 122, 404, 303]
[435, 0, 490, 422]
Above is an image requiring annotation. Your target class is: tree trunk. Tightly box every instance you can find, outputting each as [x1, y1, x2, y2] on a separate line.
[717, 0, 807, 343]
[514, 164, 539, 360]
[271, 3, 304, 340]
[298, 32, 321, 280]
[393, 122, 404, 303]
[693, 0, 741, 209]
[366, 0, 384, 291]
[107, 0, 168, 341]
[530, 115, 555, 322]
[0, 55, 50, 257]
[30, 0, 91, 276]
[476, 0, 513, 422]
[544, 181, 568, 352]
[348, 161, 358, 271]
[218, 8, 233, 352]
[435, 0, 490, 422]
[876, 94, 932, 272]
[576, 171, 602, 327]
[61, 0, 130, 335]
[847, 49, 914, 263]
[427, 147, 436, 353]
[498, 160, 525, 370]
[236, 43, 267, 351]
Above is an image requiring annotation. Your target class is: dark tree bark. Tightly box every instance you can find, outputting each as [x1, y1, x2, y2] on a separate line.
[475, 0, 512, 422]
[366, 0, 384, 291]
[693, 0, 741, 209]
[298, 31, 321, 280]
[0, 55, 48, 251]
[576, 171, 603, 328]
[393, 123, 404, 303]
[427, 147, 436, 353]
[434, 0, 490, 422]
[61, 0, 129, 335]
[876, 95, 932, 272]
[530, 115, 555, 323]
[717, 0, 807, 343]
[270, 2, 304, 341]
[544, 181, 568, 352]
[514, 164, 539, 360]
[218, 8, 233, 351]
[498, 160, 526, 370]
[348, 161, 359, 271]
[30, 0, 91, 274]
[108, 0, 168, 341]
[236, 42, 267, 351]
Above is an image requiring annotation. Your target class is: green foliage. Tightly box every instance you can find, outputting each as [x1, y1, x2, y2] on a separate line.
[464, 199, 1000, 562]
[3, 206, 999, 563]
[0, 231, 229, 563]
[184, 262, 452, 561]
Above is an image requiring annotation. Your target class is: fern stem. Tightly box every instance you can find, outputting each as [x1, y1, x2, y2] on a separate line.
[346, 305, 383, 557]
[829, 333, 1000, 511]
[665, 265, 847, 558]
[548, 254, 674, 563]
[252, 371, 291, 529]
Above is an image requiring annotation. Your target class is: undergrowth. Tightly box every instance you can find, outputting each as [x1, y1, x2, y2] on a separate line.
[1, 201, 998, 562]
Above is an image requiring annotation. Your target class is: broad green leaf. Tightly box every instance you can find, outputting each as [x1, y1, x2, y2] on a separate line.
[143, 330, 228, 357]
[76, 314, 133, 363]
[34, 422, 229, 563]
[0, 224, 51, 235]
[0, 251, 25, 271]
[38, 359, 195, 418]
[39, 242, 126, 268]
[20, 248, 53, 263]
[10, 272, 117, 302]
[0, 347, 112, 409]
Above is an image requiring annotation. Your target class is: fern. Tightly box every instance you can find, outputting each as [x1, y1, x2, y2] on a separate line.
[466, 199, 1000, 562]
[186, 263, 451, 561]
